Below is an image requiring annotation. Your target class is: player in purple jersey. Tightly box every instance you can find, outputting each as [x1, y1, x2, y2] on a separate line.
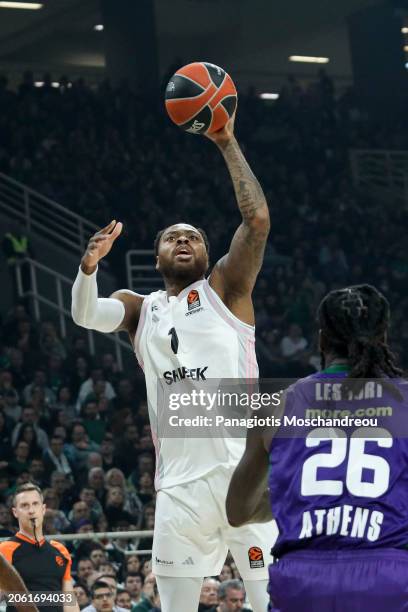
[226, 285, 408, 611]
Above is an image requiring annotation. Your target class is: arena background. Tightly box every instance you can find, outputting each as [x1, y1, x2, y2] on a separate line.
[0, 0, 408, 609]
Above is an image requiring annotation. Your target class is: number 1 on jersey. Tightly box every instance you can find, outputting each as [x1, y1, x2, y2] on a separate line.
[168, 327, 179, 354]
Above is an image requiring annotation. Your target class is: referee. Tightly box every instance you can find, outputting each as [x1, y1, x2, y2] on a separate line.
[0, 483, 80, 612]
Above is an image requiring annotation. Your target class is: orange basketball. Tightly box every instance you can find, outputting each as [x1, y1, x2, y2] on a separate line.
[165, 62, 237, 135]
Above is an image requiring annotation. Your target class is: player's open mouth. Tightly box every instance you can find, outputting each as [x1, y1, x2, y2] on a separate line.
[175, 248, 192, 259]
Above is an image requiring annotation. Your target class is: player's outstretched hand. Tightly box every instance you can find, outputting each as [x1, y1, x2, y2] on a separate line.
[205, 111, 236, 148]
[81, 220, 122, 271]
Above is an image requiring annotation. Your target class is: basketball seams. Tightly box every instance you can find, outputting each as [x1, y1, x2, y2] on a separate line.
[208, 103, 229, 133]
[170, 73, 206, 96]
[220, 94, 238, 115]
[202, 62, 215, 86]
[177, 62, 211, 89]
[208, 72, 226, 108]
[169, 85, 216, 126]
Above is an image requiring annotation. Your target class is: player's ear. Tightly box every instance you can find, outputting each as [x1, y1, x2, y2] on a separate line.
[11, 506, 18, 519]
[155, 256, 160, 271]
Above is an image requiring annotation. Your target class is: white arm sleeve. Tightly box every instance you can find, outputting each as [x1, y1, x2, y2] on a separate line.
[71, 266, 125, 333]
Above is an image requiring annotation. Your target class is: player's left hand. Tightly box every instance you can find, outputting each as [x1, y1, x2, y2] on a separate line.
[205, 111, 236, 147]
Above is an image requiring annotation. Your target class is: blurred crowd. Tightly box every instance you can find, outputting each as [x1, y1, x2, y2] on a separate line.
[0, 67, 408, 610]
[0, 304, 253, 610]
[1, 69, 407, 378]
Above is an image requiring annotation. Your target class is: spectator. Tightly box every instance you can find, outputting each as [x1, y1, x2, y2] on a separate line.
[5, 348, 29, 391]
[88, 467, 106, 504]
[105, 469, 142, 522]
[81, 398, 107, 445]
[101, 353, 120, 386]
[54, 386, 77, 421]
[98, 563, 117, 578]
[42, 487, 70, 531]
[76, 558, 95, 584]
[0, 370, 21, 422]
[140, 560, 151, 580]
[74, 583, 91, 610]
[76, 487, 103, 524]
[43, 435, 73, 480]
[124, 573, 144, 606]
[208, 579, 250, 611]
[104, 487, 136, 529]
[198, 578, 219, 611]
[100, 434, 115, 471]
[132, 573, 159, 612]
[89, 581, 115, 612]
[114, 425, 140, 476]
[28, 457, 47, 487]
[39, 321, 67, 361]
[115, 590, 131, 610]
[124, 554, 141, 575]
[9, 440, 30, 476]
[89, 546, 108, 572]
[77, 369, 116, 412]
[65, 422, 100, 473]
[15, 424, 42, 459]
[83, 575, 126, 612]
[48, 471, 76, 514]
[87, 453, 104, 470]
[0, 410, 12, 467]
[280, 324, 308, 358]
[136, 473, 154, 506]
[23, 368, 56, 407]
[12, 406, 49, 450]
[0, 502, 13, 536]
[219, 564, 233, 582]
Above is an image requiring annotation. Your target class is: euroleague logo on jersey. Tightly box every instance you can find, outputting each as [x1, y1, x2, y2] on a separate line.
[248, 546, 265, 569]
[187, 290, 200, 310]
[55, 555, 64, 567]
[186, 290, 203, 316]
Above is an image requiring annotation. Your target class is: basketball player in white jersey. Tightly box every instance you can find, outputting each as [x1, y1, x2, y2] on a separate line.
[71, 114, 278, 612]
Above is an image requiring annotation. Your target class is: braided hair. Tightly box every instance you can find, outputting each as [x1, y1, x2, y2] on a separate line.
[317, 284, 402, 378]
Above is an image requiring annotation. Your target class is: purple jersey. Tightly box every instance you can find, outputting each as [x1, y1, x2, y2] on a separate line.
[268, 549, 408, 611]
[269, 365, 408, 557]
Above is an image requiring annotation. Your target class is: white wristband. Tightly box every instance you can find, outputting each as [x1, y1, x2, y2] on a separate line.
[71, 266, 125, 333]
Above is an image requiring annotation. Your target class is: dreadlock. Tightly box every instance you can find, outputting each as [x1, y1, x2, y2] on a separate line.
[153, 226, 210, 257]
[317, 284, 402, 379]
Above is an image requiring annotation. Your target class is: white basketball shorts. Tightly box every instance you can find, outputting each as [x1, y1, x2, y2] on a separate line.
[152, 465, 278, 579]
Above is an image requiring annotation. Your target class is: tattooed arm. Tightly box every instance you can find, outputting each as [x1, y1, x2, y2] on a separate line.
[207, 115, 270, 325]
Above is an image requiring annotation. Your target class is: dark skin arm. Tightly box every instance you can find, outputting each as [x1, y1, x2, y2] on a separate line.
[0, 553, 39, 612]
[207, 114, 270, 325]
[226, 392, 286, 527]
[226, 424, 272, 527]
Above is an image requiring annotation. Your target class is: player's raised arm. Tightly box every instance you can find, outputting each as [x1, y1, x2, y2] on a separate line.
[207, 114, 270, 322]
[71, 220, 142, 337]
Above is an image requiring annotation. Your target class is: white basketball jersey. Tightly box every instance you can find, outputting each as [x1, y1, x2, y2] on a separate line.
[133, 278, 258, 490]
